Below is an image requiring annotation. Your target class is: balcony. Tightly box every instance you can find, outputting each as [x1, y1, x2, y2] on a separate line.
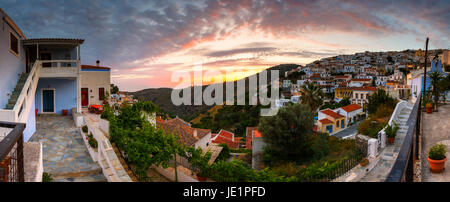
[39, 60, 80, 78]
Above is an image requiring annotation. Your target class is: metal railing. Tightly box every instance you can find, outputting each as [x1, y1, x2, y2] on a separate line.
[0, 122, 25, 182]
[385, 93, 421, 182]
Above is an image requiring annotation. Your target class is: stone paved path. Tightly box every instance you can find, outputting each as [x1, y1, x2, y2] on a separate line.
[421, 104, 450, 182]
[29, 115, 106, 182]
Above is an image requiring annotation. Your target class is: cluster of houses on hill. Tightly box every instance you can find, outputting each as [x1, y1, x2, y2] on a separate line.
[277, 49, 450, 110]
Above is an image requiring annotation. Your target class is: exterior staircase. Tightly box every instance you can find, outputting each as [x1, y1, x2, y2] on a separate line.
[5, 73, 29, 109]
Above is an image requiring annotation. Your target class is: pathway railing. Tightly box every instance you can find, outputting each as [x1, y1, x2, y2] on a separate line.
[0, 122, 25, 182]
[385, 93, 421, 182]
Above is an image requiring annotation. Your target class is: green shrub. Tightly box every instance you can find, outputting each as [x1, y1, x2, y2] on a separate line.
[216, 143, 231, 161]
[101, 106, 114, 120]
[385, 122, 400, 138]
[88, 133, 98, 149]
[82, 125, 88, 133]
[429, 144, 447, 160]
[42, 172, 52, 182]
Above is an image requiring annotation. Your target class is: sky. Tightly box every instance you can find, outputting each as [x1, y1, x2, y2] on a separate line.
[2, 0, 449, 91]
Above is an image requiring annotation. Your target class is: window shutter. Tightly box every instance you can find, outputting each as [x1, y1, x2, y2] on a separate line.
[99, 88, 105, 101]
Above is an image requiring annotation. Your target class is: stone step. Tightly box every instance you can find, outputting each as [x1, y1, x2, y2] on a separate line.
[5, 104, 14, 109]
[52, 172, 107, 182]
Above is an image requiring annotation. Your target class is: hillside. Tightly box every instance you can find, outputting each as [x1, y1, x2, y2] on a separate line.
[131, 64, 299, 121]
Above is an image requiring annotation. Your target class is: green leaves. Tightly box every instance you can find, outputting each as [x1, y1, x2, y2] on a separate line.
[429, 144, 447, 160]
[258, 104, 315, 161]
[109, 101, 181, 179]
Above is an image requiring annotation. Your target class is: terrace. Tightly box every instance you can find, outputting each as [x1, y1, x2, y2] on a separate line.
[421, 104, 450, 182]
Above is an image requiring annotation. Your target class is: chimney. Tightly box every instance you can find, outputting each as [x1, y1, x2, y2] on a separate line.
[96, 60, 100, 66]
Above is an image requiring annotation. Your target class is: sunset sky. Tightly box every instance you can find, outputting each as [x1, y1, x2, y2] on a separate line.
[2, 0, 449, 91]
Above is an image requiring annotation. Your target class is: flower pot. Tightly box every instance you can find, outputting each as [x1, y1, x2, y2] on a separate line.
[197, 175, 207, 182]
[427, 157, 447, 173]
[426, 103, 433, 114]
[387, 137, 395, 144]
[62, 109, 68, 116]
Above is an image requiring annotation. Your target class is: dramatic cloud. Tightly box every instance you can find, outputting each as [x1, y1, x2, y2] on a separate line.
[2, 0, 449, 91]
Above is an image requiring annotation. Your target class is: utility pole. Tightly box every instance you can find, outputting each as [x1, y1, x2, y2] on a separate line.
[423, 37, 429, 100]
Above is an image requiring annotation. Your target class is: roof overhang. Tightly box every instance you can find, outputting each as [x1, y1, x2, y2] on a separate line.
[22, 38, 85, 45]
[1, 8, 26, 39]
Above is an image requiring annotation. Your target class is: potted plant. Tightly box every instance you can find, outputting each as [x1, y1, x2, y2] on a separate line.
[428, 144, 447, 173]
[360, 158, 369, 167]
[82, 125, 88, 134]
[385, 122, 399, 144]
[87, 133, 98, 149]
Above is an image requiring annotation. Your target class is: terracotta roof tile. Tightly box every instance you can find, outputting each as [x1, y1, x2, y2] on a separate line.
[156, 117, 210, 147]
[319, 118, 333, 124]
[321, 109, 344, 119]
[341, 104, 362, 112]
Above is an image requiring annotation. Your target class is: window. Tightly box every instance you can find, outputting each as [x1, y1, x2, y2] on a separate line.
[99, 88, 105, 101]
[9, 32, 19, 56]
[336, 120, 339, 128]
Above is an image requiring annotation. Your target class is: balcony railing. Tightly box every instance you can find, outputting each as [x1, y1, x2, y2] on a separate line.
[385, 93, 421, 182]
[0, 122, 25, 182]
[39, 60, 79, 78]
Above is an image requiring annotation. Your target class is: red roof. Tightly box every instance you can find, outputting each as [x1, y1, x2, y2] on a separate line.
[321, 109, 344, 119]
[351, 79, 371, 82]
[253, 130, 262, 138]
[212, 130, 240, 149]
[341, 104, 362, 112]
[319, 118, 333, 124]
[354, 86, 377, 91]
[82, 65, 111, 70]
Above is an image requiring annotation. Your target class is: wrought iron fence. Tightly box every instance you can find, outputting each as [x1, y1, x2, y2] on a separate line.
[302, 151, 365, 182]
[0, 122, 25, 182]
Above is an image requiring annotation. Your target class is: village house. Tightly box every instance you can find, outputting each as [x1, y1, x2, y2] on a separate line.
[317, 109, 346, 135]
[245, 127, 264, 170]
[333, 104, 364, 127]
[156, 117, 212, 150]
[80, 61, 111, 107]
[352, 86, 377, 107]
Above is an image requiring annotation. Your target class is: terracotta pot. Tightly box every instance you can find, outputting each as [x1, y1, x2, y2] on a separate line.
[62, 109, 68, 116]
[426, 103, 433, 114]
[197, 175, 207, 182]
[387, 137, 395, 144]
[428, 157, 447, 173]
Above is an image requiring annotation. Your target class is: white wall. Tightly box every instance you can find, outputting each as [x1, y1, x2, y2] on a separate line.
[80, 70, 111, 106]
[195, 133, 211, 150]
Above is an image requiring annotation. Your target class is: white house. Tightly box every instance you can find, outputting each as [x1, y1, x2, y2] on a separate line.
[333, 104, 364, 127]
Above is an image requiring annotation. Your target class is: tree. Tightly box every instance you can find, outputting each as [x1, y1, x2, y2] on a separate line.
[429, 71, 443, 111]
[300, 83, 325, 112]
[258, 104, 315, 162]
[367, 89, 396, 115]
[110, 84, 119, 94]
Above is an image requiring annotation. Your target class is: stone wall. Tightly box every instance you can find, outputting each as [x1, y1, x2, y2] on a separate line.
[355, 134, 369, 157]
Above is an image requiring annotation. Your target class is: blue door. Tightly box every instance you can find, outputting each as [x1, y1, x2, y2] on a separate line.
[43, 90, 54, 112]
[326, 125, 333, 134]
